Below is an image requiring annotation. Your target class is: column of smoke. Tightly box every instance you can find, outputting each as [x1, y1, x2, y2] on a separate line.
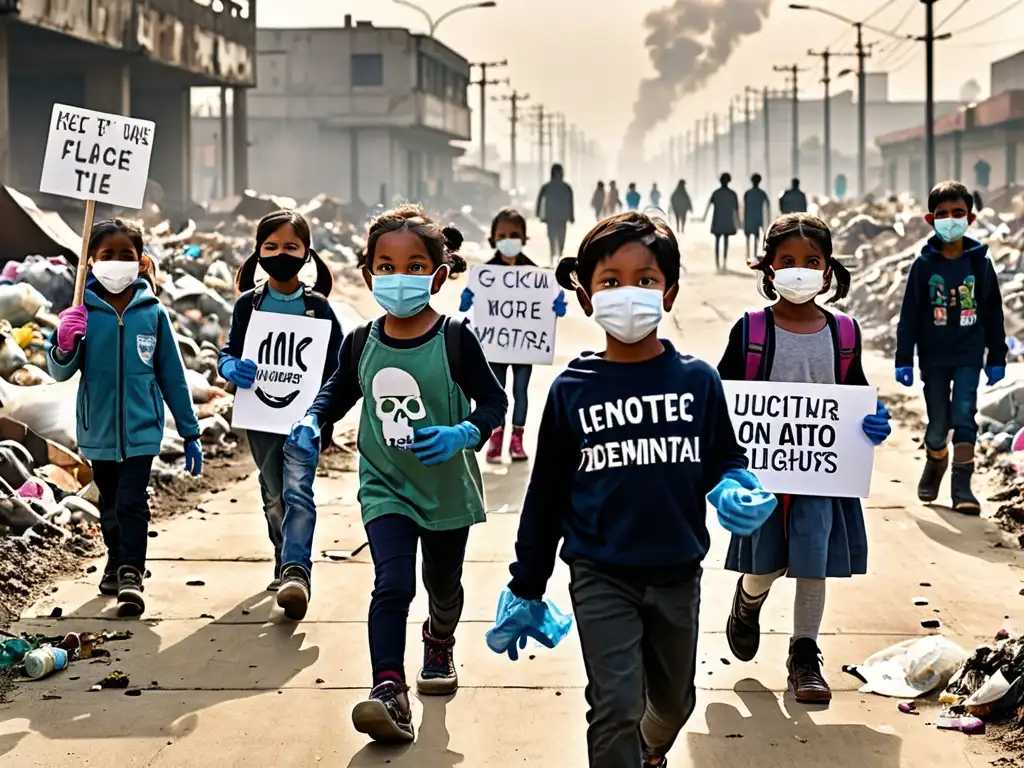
[619, 0, 770, 186]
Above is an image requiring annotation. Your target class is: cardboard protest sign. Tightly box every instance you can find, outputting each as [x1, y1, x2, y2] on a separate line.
[232, 312, 333, 435]
[722, 381, 879, 498]
[469, 265, 557, 365]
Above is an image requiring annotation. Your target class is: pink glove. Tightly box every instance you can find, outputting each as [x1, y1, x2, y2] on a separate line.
[56, 305, 88, 352]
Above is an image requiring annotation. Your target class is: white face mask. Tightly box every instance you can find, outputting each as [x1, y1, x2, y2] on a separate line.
[591, 287, 664, 344]
[496, 238, 523, 258]
[772, 267, 824, 305]
[92, 261, 140, 294]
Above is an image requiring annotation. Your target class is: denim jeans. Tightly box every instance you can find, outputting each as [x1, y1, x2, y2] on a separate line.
[921, 366, 981, 450]
[490, 363, 532, 427]
[247, 431, 286, 567]
[280, 437, 320, 573]
[92, 455, 155, 572]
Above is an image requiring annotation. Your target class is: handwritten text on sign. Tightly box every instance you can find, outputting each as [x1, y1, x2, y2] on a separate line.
[232, 311, 332, 436]
[469, 265, 557, 365]
[39, 104, 155, 209]
[722, 381, 878, 498]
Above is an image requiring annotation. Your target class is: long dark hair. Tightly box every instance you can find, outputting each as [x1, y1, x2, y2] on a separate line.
[754, 213, 850, 304]
[235, 210, 334, 295]
[359, 204, 466, 279]
[88, 218, 156, 292]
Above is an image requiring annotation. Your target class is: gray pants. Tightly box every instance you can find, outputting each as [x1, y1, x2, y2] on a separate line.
[570, 561, 700, 768]
[248, 430, 287, 569]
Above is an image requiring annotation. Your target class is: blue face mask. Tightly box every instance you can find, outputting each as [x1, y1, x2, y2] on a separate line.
[934, 217, 969, 243]
[372, 270, 444, 318]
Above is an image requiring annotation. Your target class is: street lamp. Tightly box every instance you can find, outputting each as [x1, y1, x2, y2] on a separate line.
[392, 0, 498, 37]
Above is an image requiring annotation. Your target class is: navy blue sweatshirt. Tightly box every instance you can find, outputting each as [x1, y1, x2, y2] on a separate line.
[896, 237, 1007, 370]
[508, 341, 747, 600]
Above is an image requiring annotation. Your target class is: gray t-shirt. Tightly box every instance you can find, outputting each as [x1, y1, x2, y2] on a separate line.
[769, 325, 836, 384]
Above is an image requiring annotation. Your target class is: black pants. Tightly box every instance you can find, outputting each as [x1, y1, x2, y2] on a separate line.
[714, 234, 731, 268]
[92, 456, 155, 573]
[547, 220, 568, 261]
[570, 561, 700, 768]
[365, 514, 470, 685]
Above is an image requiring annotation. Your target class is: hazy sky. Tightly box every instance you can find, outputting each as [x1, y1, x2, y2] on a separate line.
[255, 0, 1024, 161]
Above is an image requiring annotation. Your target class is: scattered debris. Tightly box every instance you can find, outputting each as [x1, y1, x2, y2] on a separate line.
[844, 636, 968, 698]
[898, 701, 919, 715]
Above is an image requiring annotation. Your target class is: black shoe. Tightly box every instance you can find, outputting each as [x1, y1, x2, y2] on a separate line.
[267, 561, 282, 592]
[276, 564, 310, 621]
[951, 461, 981, 515]
[918, 448, 948, 503]
[416, 620, 458, 695]
[116, 566, 145, 618]
[99, 559, 119, 596]
[726, 577, 762, 662]
[787, 638, 832, 704]
[351, 680, 415, 743]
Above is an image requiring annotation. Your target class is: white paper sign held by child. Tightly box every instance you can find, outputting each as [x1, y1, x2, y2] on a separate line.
[469, 264, 557, 365]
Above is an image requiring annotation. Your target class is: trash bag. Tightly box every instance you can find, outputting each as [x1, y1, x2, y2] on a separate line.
[846, 636, 968, 698]
[0, 282, 50, 326]
[0, 374, 79, 450]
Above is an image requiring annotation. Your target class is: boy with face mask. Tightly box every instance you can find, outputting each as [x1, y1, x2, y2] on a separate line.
[895, 181, 1007, 513]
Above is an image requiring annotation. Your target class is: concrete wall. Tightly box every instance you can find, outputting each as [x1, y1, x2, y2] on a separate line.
[992, 51, 1024, 97]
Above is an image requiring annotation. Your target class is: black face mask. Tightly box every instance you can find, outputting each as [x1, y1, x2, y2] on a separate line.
[260, 254, 307, 282]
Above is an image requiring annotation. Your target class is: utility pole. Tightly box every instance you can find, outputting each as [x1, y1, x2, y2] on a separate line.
[745, 86, 758, 179]
[685, 128, 692, 181]
[530, 104, 546, 187]
[808, 48, 856, 199]
[557, 114, 567, 165]
[471, 60, 507, 171]
[854, 24, 872, 198]
[774, 64, 804, 181]
[496, 90, 529, 191]
[728, 99, 736, 173]
[921, 0, 938, 193]
[763, 87, 772, 197]
[712, 113, 720, 175]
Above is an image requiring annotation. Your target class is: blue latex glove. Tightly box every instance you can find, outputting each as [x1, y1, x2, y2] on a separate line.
[986, 366, 1006, 386]
[862, 400, 892, 446]
[287, 414, 321, 455]
[221, 357, 257, 389]
[411, 423, 479, 467]
[552, 290, 568, 318]
[895, 366, 914, 387]
[184, 439, 203, 477]
[184, 244, 201, 259]
[459, 287, 474, 313]
[486, 588, 573, 661]
[707, 468, 777, 536]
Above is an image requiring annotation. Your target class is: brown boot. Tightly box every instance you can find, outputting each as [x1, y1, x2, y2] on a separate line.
[918, 446, 948, 502]
[787, 637, 832, 703]
[951, 443, 981, 515]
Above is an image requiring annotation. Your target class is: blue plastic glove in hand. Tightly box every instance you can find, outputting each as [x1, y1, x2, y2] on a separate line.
[986, 366, 1006, 386]
[895, 366, 914, 387]
[486, 588, 573, 661]
[221, 357, 257, 389]
[287, 414, 321, 455]
[184, 439, 203, 477]
[459, 287, 474, 313]
[707, 468, 777, 537]
[552, 290, 568, 318]
[411, 423, 479, 467]
[862, 400, 892, 446]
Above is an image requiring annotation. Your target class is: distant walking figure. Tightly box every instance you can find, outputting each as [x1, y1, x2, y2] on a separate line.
[705, 172, 740, 271]
[605, 181, 622, 216]
[535, 163, 575, 263]
[591, 182, 606, 221]
[670, 179, 693, 234]
[779, 178, 808, 214]
[625, 183, 641, 211]
[743, 173, 771, 264]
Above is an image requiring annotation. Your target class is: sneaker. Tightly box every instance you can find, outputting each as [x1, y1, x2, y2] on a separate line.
[787, 637, 832, 704]
[99, 558, 119, 597]
[416, 620, 458, 695]
[951, 461, 981, 515]
[486, 427, 504, 464]
[917, 447, 948, 503]
[351, 680, 415, 743]
[276, 564, 311, 621]
[509, 427, 528, 462]
[726, 577, 763, 662]
[116, 566, 146, 618]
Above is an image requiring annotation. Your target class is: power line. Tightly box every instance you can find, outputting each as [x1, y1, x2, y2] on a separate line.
[955, 0, 1024, 34]
[936, 0, 972, 31]
[875, 2, 921, 66]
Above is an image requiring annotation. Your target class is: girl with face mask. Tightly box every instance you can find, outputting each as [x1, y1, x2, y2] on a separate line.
[458, 207, 567, 463]
[218, 210, 342, 619]
[48, 219, 203, 618]
[716, 213, 891, 705]
[492, 212, 775, 768]
[287, 205, 507, 743]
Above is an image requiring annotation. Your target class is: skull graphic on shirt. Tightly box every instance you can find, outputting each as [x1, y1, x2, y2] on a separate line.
[371, 367, 426, 450]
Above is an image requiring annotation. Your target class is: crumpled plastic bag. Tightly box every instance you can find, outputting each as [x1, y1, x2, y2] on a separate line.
[485, 588, 573, 661]
[0, 282, 51, 326]
[847, 636, 968, 698]
[0, 374, 79, 450]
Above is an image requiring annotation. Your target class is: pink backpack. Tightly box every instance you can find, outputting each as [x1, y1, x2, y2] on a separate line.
[742, 309, 858, 383]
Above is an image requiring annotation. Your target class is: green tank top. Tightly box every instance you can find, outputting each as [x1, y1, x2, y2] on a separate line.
[356, 320, 486, 530]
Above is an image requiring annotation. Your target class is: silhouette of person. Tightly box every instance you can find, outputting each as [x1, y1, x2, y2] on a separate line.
[535, 163, 575, 263]
[705, 172, 740, 271]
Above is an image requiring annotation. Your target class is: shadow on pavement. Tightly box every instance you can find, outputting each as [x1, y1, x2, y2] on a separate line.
[346, 693, 464, 767]
[685, 680, 901, 766]
[915, 504, 1022, 566]
[481, 461, 532, 516]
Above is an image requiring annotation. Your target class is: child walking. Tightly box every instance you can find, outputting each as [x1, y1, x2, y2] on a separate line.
[458, 207, 567, 462]
[717, 213, 892, 702]
[48, 219, 203, 618]
[895, 180, 1007, 513]
[286, 205, 507, 743]
[492, 211, 775, 768]
[218, 210, 342, 619]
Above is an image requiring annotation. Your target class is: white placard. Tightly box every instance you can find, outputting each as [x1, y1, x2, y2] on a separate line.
[469, 265, 557, 365]
[232, 312, 332, 435]
[722, 381, 879, 498]
[39, 104, 155, 209]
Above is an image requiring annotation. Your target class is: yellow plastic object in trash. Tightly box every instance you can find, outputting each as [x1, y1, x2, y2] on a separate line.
[12, 323, 37, 349]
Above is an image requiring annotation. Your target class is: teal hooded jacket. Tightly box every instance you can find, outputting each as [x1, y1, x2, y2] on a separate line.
[46, 279, 200, 462]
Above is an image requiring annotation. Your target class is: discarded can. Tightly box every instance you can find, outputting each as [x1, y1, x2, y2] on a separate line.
[23, 647, 69, 680]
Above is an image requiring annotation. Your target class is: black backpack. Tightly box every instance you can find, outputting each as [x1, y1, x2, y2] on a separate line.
[348, 316, 466, 384]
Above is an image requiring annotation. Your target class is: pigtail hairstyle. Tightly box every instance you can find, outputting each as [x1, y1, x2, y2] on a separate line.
[360, 204, 466, 280]
[754, 213, 850, 305]
[235, 209, 334, 295]
[555, 211, 680, 294]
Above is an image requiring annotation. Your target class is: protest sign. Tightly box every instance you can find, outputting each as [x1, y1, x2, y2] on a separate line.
[469, 264, 557, 365]
[722, 381, 879, 498]
[232, 312, 333, 435]
[39, 103, 156, 306]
